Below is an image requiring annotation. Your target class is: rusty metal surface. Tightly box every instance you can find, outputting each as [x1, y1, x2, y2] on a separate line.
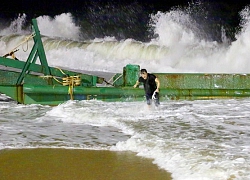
[155, 73, 250, 90]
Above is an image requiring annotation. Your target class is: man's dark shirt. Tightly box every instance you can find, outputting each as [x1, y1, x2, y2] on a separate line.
[139, 73, 157, 95]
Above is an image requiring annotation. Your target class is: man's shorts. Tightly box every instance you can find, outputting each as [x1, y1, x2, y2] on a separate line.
[146, 92, 160, 106]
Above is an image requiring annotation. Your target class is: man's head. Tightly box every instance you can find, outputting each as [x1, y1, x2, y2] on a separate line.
[140, 69, 148, 79]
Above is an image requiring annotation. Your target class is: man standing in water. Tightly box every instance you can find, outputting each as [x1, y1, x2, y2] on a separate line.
[133, 69, 160, 106]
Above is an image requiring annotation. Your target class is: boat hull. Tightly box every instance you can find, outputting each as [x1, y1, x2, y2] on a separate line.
[1, 19, 250, 106]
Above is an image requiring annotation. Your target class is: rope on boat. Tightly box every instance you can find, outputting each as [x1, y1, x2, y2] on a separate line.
[39, 75, 63, 84]
[40, 72, 81, 101]
[62, 76, 80, 100]
[40, 68, 124, 99]
[112, 74, 123, 84]
[11, 33, 35, 53]
[56, 67, 67, 76]
[103, 79, 113, 86]
[54, 67, 81, 99]
[104, 74, 123, 86]
[3, 49, 19, 60]
[3, 33, 35, 60]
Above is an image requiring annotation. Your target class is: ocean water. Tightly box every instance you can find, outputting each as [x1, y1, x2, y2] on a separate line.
[0, 99, 250, 180]
[1, 3, 250, 180]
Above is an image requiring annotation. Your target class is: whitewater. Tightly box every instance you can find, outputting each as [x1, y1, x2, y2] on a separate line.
[1, 5, 250, 180]
[1, 7, 250, 74]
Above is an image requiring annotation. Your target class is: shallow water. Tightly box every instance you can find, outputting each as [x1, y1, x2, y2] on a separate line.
[1, 96, 250, 180]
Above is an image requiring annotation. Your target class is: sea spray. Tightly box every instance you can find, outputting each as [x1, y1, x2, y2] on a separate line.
[224, 6, 250, 73]
[0, 14, 28, 35]
[36, 13, 81, 40]
[1, 5, 250, 73]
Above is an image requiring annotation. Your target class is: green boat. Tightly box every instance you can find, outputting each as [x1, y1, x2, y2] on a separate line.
[1, 19, 250, 106]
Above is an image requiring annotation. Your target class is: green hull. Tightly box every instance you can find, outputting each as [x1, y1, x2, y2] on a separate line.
[23, 85, 250, 105]
[2, 71, 250, 105]
[1, 19, 250, 105]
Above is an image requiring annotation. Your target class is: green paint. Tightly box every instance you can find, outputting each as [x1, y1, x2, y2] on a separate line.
[1, 19, 250, 105]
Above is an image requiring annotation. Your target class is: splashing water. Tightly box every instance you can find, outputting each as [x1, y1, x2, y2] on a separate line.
[0, 4, 250, 73]
[36, 13, 81, 40]
[0, 14, 29, 35]
[1, 99, 250, 180]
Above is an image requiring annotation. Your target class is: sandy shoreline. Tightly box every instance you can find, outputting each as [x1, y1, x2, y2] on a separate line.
[0, 148, 172, 180]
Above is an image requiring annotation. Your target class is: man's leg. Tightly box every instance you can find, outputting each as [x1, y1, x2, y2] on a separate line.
[146, 94, 152, 105]
[153, 92, 160, 106]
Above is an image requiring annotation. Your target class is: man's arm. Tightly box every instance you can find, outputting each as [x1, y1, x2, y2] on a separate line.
[155, 78, 160, 92]
[133, 80, 140, 88]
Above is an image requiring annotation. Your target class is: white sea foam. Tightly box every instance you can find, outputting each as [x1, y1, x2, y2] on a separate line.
[36, 13, 81, 40]
[35, 99, 250, 179]
[1, 97, 250, 180]
[1, 10, 250, 73]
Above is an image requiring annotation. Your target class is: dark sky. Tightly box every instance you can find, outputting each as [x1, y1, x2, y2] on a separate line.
[0, 0, 248, 18]
[0, 0, 249, 42]
[1, 0, 188, 17]
[1, 0, 249, 41]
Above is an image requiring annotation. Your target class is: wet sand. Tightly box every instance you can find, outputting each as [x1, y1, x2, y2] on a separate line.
[0, 148, 172, 180]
